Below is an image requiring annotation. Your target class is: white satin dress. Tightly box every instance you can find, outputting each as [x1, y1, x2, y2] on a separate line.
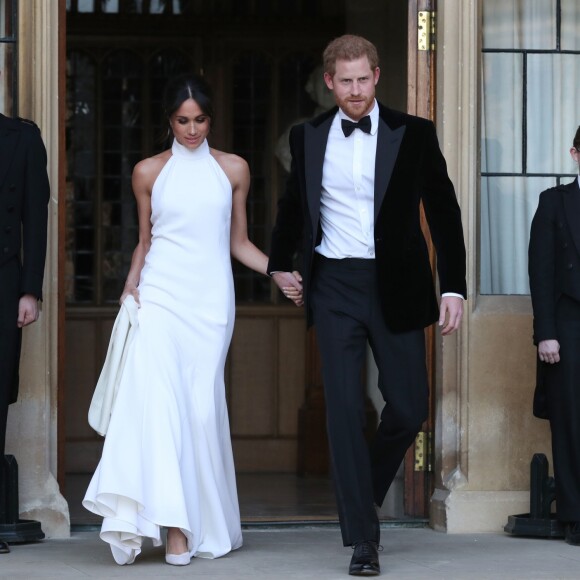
[83, 138, 243, 565]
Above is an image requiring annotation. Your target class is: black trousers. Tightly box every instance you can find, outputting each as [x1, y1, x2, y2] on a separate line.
[311, 256, 429, 546]
[544, 294, 580, 522]
[0, 258, 21, 459]
[0, 258, 21, 523]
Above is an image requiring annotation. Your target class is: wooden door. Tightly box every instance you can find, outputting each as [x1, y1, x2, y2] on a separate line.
[61, 3, 343, 488]
[404, 0, 438, 518]
[297, 1, 439, 520]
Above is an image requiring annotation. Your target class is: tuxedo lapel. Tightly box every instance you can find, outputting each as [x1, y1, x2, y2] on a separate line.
[563, 179, 580, 258]
[304, 114, 333, 235]
[374, 116, 405, 221]
[0, 118, 20, 192]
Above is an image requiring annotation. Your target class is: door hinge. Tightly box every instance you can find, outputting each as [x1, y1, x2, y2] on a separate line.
[418, 10, 436, 52]
[414, 431, 433, 472]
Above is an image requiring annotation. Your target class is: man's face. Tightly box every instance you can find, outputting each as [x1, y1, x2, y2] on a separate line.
[324, 56, 380, 120]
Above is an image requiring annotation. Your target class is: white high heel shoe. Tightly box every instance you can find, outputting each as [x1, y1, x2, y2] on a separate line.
[165, 548, 191, 566]
[165, 531, 191, 566]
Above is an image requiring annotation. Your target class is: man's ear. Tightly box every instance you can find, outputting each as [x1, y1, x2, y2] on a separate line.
[323, 72, 334, 91]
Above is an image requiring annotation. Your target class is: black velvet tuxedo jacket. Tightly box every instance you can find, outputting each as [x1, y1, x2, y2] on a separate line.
[268, 103, 467, 333]
[529, 179, 580, 344]
[0, 113, 49, 299]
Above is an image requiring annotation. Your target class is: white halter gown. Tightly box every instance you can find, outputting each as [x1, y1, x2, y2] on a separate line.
[83, 138, 243, 565]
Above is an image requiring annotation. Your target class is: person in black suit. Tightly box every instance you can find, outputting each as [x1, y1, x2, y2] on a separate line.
[0, 113, 50, 554]
[528, 125, 580, 546]
[268, 35, 466, 576]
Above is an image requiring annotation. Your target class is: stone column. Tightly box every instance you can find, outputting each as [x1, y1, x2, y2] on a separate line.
[431, 0, 552, 532]
[5, 0, 69, 538]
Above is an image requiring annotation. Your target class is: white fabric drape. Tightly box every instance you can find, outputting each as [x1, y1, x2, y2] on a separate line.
[480, 0, 580, 294]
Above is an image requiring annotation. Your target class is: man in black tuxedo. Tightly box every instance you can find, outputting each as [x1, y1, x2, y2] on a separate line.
[268, 35, 466, 576]
[0, 113, 50, 554]
[528, 126, 580, 547]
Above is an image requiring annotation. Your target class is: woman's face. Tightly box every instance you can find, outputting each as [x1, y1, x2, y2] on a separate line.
[169, 98, 210, 150]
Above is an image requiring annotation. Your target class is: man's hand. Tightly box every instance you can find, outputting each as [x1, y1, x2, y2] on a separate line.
[17, 294, 40, 328]
[272, 271, 304, 307]
[538, 339, 560, 364]
[438, 296, 463, 336]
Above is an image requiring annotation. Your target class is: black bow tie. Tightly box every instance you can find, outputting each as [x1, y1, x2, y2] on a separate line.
[341, 116, 372, 137]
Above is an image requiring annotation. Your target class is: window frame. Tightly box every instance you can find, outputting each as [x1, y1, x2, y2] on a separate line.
[0, 0, 18, 116]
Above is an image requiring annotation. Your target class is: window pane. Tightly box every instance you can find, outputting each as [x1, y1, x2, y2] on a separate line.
[102, 0, 119, 13]
[0, 42, 15, 115]
[527, 54, 580, 174]
[482, 0, 556, 50]
[77, 0, 95, 13]
[102, 50, 142, 304]
[561, 0, 580, 51]
[148, 49, 192, 153]
[480, 176, 554, 295]
[66, 51, 97, 303]
[0, 0, 14, 36]
[481, 53, 523, 173]
[232, 52, 272, 303]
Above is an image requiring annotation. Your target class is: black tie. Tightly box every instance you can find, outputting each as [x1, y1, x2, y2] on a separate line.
[341, 115, 372, 137]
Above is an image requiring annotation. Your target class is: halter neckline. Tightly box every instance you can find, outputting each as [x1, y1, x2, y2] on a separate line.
[171, 138, 210, 159]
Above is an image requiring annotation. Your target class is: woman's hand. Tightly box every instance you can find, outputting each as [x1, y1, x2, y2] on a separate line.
[120, 284, 140, 306]
[273, 270, 304, 307]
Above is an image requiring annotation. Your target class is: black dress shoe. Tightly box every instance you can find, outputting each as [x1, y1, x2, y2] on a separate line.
[0, 540, 10, 554]
[565, 522, 580, 546]
[349, 540, 380, 576]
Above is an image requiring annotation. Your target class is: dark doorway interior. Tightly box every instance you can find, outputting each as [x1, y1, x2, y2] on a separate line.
[63, 0, 411, 526]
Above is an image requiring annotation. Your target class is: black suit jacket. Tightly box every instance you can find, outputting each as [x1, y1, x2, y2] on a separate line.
[0, 113, 50, 404]
[528, 179, 580, 344]
[0, 113, 50, 299]
[268, 103, 467, 332]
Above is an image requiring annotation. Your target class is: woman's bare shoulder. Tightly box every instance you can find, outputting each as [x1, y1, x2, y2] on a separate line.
[133, 150, 172, 186]
[134, 149, 171, 175]
[210, 148, 248, 172]
[211, 148, 249, 180]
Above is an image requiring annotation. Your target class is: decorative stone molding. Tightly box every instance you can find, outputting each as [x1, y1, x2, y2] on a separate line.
[430, 0, 476, 531]
[6, 0, 70, 538]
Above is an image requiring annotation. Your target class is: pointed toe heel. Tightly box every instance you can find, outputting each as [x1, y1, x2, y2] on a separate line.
[165, 551, 191, 566]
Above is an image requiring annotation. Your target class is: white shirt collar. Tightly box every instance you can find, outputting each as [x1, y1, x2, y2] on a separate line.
[337, 99, 379, 136]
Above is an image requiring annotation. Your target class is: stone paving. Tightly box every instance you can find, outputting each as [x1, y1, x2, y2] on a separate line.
[2, 527, 580, 579]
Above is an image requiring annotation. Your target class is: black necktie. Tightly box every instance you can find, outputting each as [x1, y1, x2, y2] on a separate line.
[341, 115, 372, 137]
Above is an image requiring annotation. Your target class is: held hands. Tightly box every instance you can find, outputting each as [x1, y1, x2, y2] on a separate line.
[272, 271, 304, 307]
[438, 296, 464, 336]
[538, 339, 560, 364]
[17, 294, 40, 328]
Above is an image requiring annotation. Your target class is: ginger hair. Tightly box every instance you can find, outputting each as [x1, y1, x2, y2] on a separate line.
[323, 35, 379, 77]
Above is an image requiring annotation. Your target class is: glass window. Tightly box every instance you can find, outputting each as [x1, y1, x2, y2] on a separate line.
[527, 54, 580, 174]
[482, 0, 556, 50]
[77, 0, 95, 13]
[231, 50, 319, 302]
[66, 47, 196, 306]
[480, 0, 580, 295]
[232, 52, 273, 303]
[481, 53, 523, 174]
[66, 51, 97, 303]
[561, 0, 580, 50]
[0, 0, 16, 116]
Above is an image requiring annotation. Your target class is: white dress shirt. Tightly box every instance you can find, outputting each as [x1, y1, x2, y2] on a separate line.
[314, 100, 463, 301]
[316, 101, 379, 259]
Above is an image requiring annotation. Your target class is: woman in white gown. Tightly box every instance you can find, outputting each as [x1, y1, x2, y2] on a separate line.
[83, 74, 302, 566]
